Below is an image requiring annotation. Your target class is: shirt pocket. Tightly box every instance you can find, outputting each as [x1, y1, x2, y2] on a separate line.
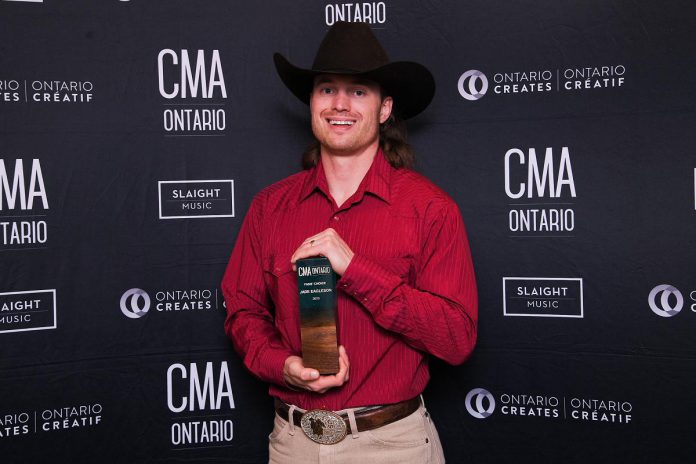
[382, 212, 418, 284]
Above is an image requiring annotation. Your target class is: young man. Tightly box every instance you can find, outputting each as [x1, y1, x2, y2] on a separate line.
[222, 21, 477, 463]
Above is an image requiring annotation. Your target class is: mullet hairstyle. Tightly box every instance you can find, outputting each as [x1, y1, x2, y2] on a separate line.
[301, 109, 415, 170]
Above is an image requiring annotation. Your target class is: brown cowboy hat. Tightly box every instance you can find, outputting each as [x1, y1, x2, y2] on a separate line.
[273, 21, 435, 119]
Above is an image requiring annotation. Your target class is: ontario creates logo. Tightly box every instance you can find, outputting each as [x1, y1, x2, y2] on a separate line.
[457, 70, 488, 101]
[648, 284, 684, 318]
[120, 288, 151, 319]
[465, 388, 495, 419]
[119, 287, 220, 319]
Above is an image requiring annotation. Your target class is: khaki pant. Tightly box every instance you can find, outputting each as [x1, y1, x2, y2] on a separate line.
[268, 402, 445, 464]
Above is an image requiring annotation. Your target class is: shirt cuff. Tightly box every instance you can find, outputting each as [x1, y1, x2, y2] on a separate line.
[338, 254, 403, 310]
[258, 347, 296, 388]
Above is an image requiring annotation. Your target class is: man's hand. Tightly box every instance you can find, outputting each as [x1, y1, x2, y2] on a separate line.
[291, 228, 354, 275]
[283, 346, 350, 394]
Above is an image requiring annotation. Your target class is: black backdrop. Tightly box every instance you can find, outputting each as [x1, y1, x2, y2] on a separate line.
[1, 1, 695, 463]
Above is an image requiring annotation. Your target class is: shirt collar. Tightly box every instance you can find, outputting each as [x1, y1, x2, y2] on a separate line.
[299, 148, 392, 205]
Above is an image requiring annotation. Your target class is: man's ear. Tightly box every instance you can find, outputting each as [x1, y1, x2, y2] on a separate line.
[379, 96, 393, 124]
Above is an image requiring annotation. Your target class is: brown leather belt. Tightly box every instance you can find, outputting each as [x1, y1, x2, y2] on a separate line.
[275, 396, 421, 435]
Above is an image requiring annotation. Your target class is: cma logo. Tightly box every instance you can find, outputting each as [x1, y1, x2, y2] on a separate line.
[157, 49, 228, 99]
[505, 147, 576, 199]
[167, 362, 235, 413]
[0, 159, 48, 211]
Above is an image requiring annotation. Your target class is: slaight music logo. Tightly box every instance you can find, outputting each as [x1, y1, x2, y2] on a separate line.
[157, 49, 227, 136]
[503, 277, 583, 318]
[465, 388, 495, 419]
[505, 146, 577, 238]
[0, 158, 49, 250]
[158, 180, 234, 219]
[324, 2, 387, 26]
[0, 289, 56, 334]
[457, 65, 625, 101]
[458, 70, 488, 101]
[167, 361, 235, 449]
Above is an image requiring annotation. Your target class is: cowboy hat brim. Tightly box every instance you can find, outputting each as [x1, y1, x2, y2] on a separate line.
[273, 52, 435, 120]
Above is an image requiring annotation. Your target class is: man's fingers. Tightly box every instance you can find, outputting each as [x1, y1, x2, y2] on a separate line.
[291, 229, 342, 263]
[301, 228, 335, 247]
[284, 356, 321, 390]
[300, 368, 319, 381]
[285, 357, 301, 375]
[306, 375, 343, 393]
[297, 232, 326, 253]
[338, 345, 350, 381]
[335, 346, 349, 383]
[291, 241, 321, 264]
[291, 246, 322, 264]
[292, 238, 330, 259]
[300, 347, 350, 393]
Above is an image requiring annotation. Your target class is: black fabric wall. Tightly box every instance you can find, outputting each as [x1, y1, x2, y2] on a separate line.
[1, 1, 695, 463]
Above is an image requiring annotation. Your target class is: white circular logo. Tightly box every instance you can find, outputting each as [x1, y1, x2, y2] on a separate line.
[458, 70, 488, 101]
[465, 388, 495, 419]
[648, 284, 683, 317]
[120, 288, 151, 319]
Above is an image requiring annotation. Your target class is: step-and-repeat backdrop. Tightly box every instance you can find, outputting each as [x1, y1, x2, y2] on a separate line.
[1, 1, 694, 462]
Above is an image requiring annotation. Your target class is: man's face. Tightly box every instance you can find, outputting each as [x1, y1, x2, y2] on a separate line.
[310, 74, 393, 158]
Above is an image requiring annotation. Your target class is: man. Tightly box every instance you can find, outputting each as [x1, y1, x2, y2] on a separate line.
[222, 21, 477, 463]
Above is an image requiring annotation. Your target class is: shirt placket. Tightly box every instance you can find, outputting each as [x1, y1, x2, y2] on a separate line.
[328, 200, 358, 349]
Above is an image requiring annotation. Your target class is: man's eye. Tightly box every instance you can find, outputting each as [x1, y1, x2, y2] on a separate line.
[321, 87, 334, 94]
[354, 90, 366, 96]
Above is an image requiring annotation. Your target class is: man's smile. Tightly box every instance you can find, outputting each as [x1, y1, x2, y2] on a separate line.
[326, 118, 356, 126]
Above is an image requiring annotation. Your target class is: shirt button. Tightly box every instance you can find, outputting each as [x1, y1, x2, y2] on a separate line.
[333, 216, 340, 221]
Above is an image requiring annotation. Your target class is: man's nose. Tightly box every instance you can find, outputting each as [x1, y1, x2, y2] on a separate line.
[332, 91, 350, 111]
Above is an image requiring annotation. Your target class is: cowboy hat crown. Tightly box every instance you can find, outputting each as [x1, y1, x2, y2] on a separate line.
[273, 21, 435, 119]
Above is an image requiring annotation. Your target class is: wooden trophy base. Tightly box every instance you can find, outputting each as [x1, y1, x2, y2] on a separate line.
[301, 326, 339, 374]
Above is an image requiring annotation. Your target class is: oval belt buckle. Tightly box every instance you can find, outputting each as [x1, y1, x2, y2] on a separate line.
[300, 409, 347, 445]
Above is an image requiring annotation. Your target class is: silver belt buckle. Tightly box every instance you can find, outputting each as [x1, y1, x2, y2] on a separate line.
[300, 409, 347, 445]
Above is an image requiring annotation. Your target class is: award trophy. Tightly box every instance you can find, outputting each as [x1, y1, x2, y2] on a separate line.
[296, 256, 339, 374]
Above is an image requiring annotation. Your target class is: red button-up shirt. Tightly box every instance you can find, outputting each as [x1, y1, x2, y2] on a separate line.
[222, 150, 477, 410]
